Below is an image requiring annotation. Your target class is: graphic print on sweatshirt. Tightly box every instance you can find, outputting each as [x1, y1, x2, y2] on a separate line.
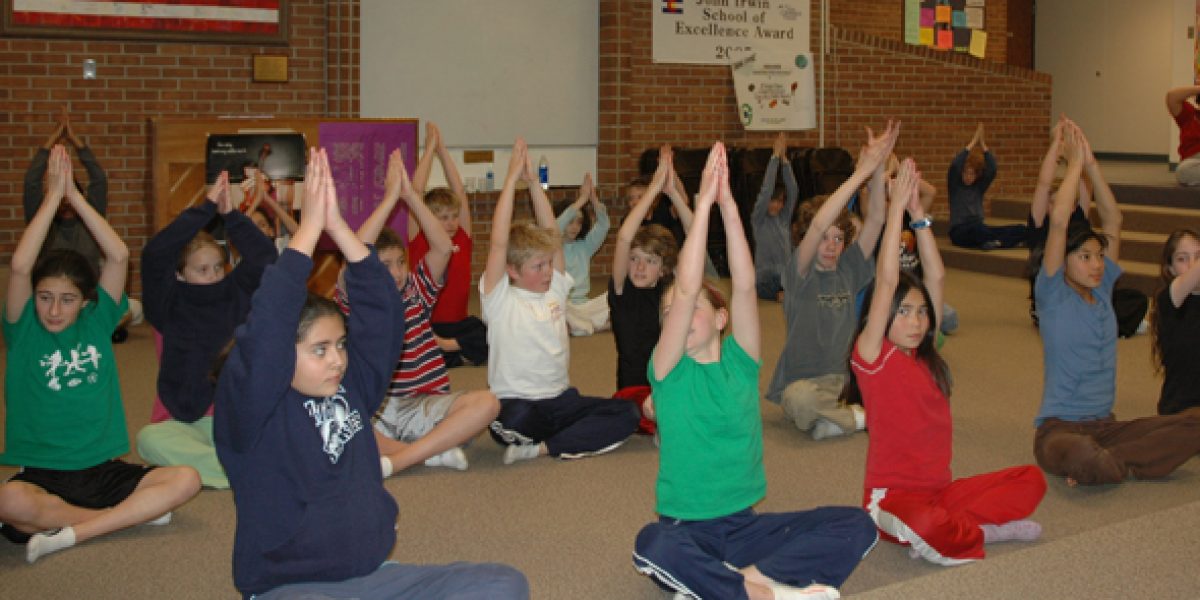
[303, 385, 363, 464]
[40, 343, 103, 391]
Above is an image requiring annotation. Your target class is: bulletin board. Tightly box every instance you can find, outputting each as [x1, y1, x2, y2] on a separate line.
[903, 0, 987, 59]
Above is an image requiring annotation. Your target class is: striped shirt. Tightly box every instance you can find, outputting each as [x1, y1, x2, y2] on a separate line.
[336, 260, 450, 398]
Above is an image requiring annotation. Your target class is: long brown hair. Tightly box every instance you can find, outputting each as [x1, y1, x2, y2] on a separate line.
[1151, 229, 1200, 373]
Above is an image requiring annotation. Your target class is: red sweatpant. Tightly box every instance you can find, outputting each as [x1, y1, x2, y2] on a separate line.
[862, 465, 1046, 565]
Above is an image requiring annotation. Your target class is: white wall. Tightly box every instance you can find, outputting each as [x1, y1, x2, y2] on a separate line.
[360, 0, 600, 189]
[1036, 0, 1174, 155]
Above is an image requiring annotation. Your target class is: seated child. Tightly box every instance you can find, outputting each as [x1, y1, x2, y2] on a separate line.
[632, 142, 877, 600]
[482, 138, 640, 464]
[765, 122, 899, 441]
[336, 149, 499, 475]
[852, 156, 1045, 566]
[408, 122, 488, 367]
[0, 145, 200, 563]
[947, 122, 1028, 250]
[554, 172, 611, 336]
[136, 171, 277, 489]
[213, 148, 528, 599]
[609, 146, 681, 431]
[1033, 121, 1200, 486]
[752, 132, 800, 301]
[1152, 229, 1200, 416]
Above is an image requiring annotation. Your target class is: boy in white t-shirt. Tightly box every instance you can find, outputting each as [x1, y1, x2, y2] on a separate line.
[481, 139, 639, 464]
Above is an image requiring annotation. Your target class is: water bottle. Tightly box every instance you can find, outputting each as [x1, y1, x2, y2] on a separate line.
[538, 155, 549, 190]
[485, 168, 495, 191]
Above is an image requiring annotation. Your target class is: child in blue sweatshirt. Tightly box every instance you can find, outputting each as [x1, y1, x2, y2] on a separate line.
[213, 148, 528, 599]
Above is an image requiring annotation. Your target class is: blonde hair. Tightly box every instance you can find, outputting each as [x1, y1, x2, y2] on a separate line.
[177, 231, 226, 272]
[425, 188, 460, 215]
[506, 223, 559, 268]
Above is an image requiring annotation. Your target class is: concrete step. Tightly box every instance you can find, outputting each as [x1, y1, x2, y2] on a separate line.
[935, 237, 1159, 296]
[990, 196, 1200, 234]
[959, 216, 1170, 264]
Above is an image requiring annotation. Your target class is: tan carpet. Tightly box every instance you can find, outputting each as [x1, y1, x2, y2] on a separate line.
[1, 268, 1197, 599]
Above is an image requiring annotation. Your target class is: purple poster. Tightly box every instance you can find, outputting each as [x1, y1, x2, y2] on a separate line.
[318, 121, 419, 242]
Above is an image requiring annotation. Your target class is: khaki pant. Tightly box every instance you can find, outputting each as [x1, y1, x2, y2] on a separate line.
[780, 374, 857, 438]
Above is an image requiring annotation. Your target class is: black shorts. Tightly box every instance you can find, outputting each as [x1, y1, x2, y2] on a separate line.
[1, 459, 155, 544]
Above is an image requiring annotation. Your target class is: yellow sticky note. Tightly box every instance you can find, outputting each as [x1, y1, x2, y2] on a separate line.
[969, 30, 987, 59]
[936, 5, 952, 23]
[919, 27, 934, 46]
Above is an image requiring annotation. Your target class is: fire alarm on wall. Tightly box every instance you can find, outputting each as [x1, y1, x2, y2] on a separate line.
[83, 59, 97, 80]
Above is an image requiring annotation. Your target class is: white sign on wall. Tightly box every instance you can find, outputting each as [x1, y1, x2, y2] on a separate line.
[731, 51, 816, 130]
[653, 0, 810, 64]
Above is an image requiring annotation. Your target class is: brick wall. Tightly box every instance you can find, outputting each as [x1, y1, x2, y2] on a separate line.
[0, 0, 1046, 287]
[0, 0, 359, 288]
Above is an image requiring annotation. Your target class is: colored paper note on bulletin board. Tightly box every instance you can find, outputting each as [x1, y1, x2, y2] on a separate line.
[937, 28, 953, 49]
[919, 27, 934, 46]
[905, 0, 921, 44]
[969, 30, 988, 58]
[936, 5, 952, 23]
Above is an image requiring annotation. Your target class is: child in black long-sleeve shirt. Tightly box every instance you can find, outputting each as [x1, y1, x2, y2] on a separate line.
[135, 171, 277, 489]
[213, 148, 528, 599]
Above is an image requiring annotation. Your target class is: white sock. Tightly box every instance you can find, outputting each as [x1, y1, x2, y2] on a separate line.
[981, 520, 1042, 543]
[146, 512, 172, 527]
[503, 443, 541, 465]
[380, 456, 394, 478]
[424, 447, 469, 471]
[851, 404, 866, 430]
[27, 527, 76, 563]
[811, 418, 846, 441]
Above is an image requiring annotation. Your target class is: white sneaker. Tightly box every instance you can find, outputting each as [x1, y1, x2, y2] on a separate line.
[503, 443, 541, 465]
[811, 418, 846, 441]
[769, 582, 840, 600]
[424, 447, 469, 471]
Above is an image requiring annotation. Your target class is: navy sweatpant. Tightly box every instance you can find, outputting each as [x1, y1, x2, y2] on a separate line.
[489, 387, 640, 457]
[632, 506, 878, 599]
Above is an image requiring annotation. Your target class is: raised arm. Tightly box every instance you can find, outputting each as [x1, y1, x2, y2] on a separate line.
[435, 125, 471, 237]
[288, 149, 328, 258]
[1042, 122, 1086, 278]
[408, 122, 441, 241]
[856, 158, 918, 364]
[653, 143, 724, 379]
[795, 121, 898, 277]
[8, 145, 69, 323]
[1030, 117, 1065, 227]
[1166, 86, 1200, 117]
[521, 148, 565, 272]
[316, 149, 368, 265]
[398, 151, 454, 281]
[1079, 126, 1122, 262]
[63, 147, 128, 302]
[966, 122, 986, 152]
[357, 149, 406, 245]
[258, 192, 299, 234]
[906, 168, 944, 329]
[613, 146, 672, 293]
[482, 139, 527, 295]
[752, 135, 785, 220]
[856, 124, 896, 255]
[556, 173, 593, 233]
[581, 179, 610, 255]
[717, 153, 759, 360]
[663, 164, 696, 233]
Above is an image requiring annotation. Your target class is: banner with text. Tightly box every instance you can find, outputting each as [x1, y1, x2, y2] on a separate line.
[653, 0, 809, 64]
[317, 121, 418, 242]
[732, 51, 815, 130]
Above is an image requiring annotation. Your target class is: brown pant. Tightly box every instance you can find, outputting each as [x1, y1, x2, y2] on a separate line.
[1034, 408, 1200, 485]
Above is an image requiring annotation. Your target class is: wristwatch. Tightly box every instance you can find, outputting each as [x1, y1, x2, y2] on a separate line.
[910, 216, 933, 230]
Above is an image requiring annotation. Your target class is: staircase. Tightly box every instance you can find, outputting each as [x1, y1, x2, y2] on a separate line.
[936, 181, 1200, 296]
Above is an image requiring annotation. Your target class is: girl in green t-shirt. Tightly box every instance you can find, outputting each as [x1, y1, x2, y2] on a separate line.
[0, 144, 200, 563]
[633, 142, 876, 600]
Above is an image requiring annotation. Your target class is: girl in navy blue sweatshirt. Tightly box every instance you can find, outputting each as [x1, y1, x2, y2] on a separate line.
[213, 148, 528, 599]
[136, 170, 277, 489]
